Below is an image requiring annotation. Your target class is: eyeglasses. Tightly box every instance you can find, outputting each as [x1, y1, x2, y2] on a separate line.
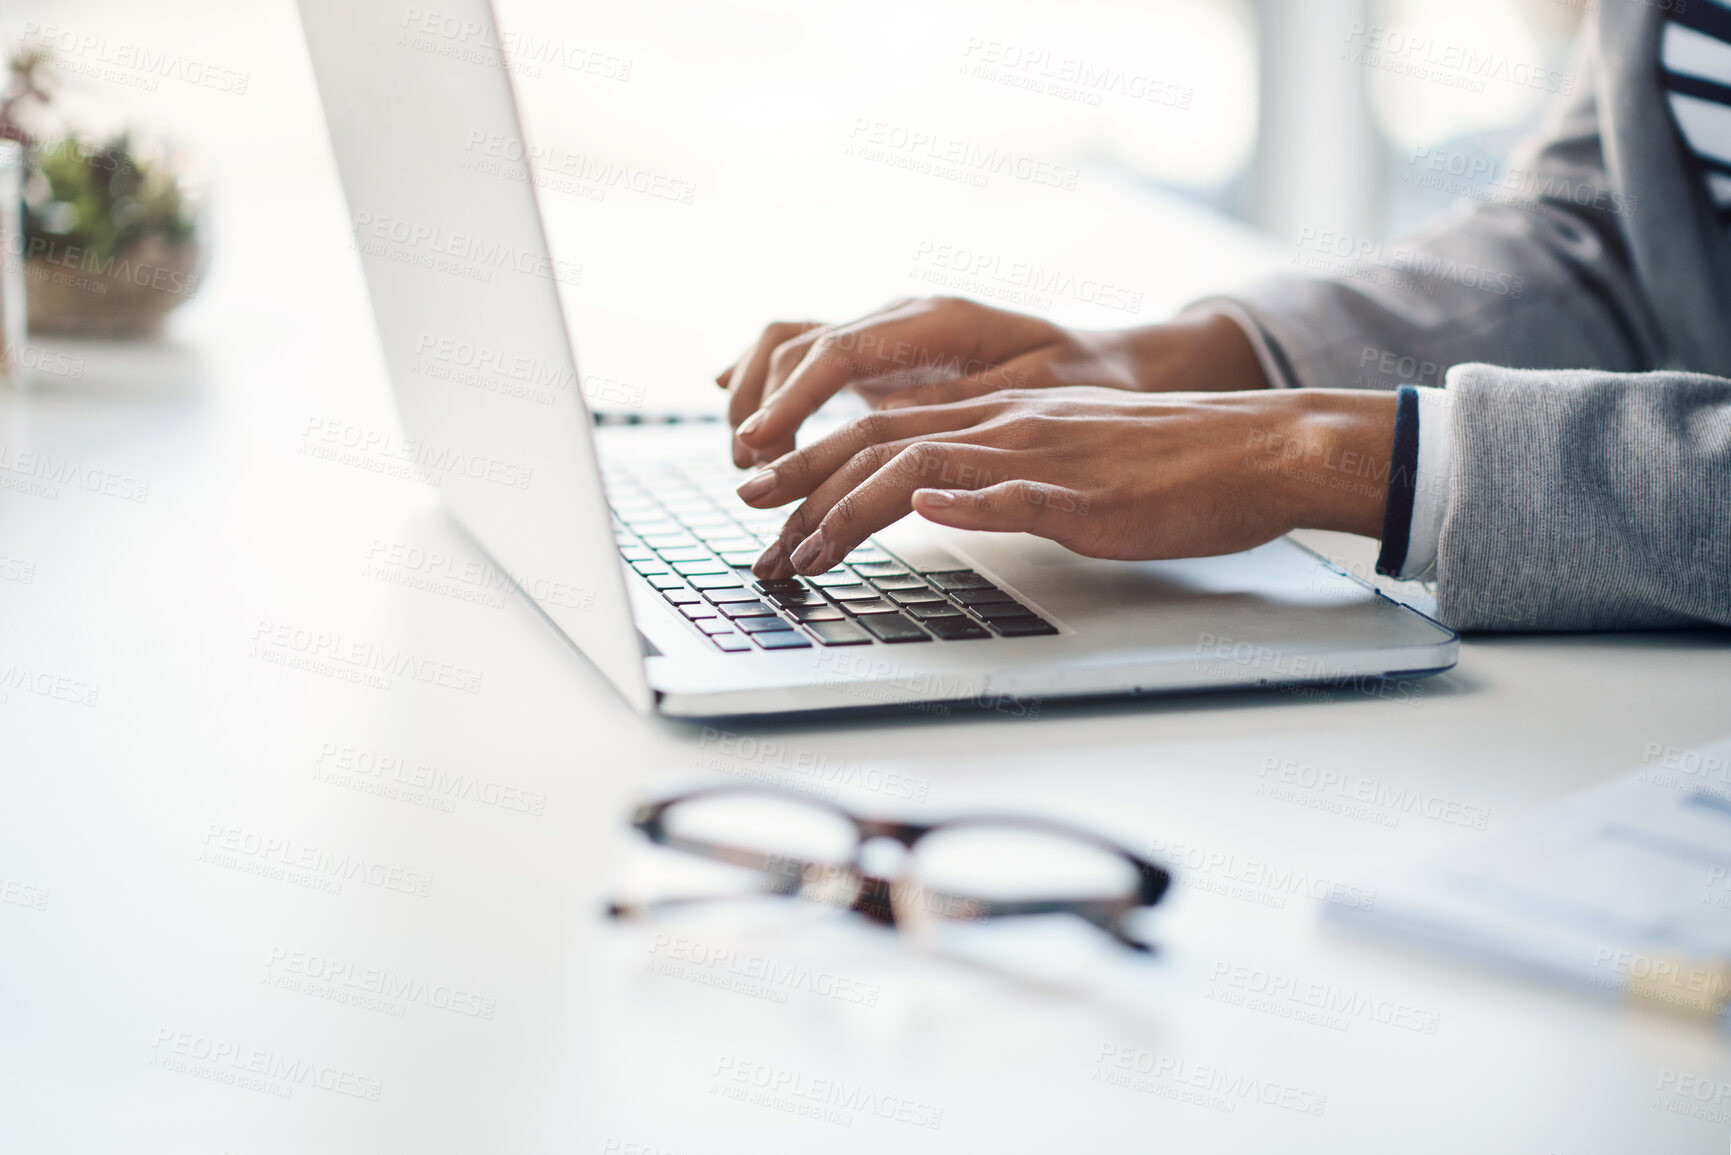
[605, 785, 1172, 956]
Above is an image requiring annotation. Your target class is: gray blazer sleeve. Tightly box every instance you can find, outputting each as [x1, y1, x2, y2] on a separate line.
[1439, 366, 1731, 631]
[1200, 25, 1731, 632]
[1203, 32, 1664, 390]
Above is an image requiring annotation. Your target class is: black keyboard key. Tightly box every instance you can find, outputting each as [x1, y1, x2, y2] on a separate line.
[926, 617, 991, 640]
[849, 563, 907, 579]
[990, 617, 1059, 637]
[738, 616, 795, 634]
[711, 633, 752, 652]
[826, 585, 879, 602]
[719, 600, 777, 619]
[861, 614, 931, 643]
[869, 575, 928, 592]
[703, 587, 759, 603]
[690, 573, 749, 590]
[752, 630, 812, 650]
[844, 602, 899, 617]
[790, 604, 844, 622]
[804, 620, 873, 646]
[951, 587, 1015, 605]
[906, 603, 967, 620]
[972, 601, 1038, 621]
[888, 590, 947, 606]
[928, 570, 992, 590]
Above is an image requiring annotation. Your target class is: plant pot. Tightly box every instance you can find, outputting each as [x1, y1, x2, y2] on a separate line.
[24, 233, 203, 339]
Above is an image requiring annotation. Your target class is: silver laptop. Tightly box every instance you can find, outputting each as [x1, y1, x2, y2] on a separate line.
[295, 0, 1457, 718]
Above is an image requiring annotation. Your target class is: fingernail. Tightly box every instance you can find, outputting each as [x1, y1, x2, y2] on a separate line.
[714, 370, 730, 389]
[789, 530, 827, 574]
[754, 541, 786, 577]
[735, 468, 776, 502]
[918, 489, 957, 508]
[736, 410, 767, 440]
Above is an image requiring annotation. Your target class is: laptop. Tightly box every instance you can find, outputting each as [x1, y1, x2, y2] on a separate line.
[294, 0, 1458, 718]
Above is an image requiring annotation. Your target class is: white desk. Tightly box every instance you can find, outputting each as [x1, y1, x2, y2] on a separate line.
[4, 2, 1731, 1151]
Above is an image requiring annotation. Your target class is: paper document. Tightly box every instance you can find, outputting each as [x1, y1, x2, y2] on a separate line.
[1325, 737, 1731, 1025]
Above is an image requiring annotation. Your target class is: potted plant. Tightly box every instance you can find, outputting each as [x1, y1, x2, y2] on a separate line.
[1, 46, 205, 338]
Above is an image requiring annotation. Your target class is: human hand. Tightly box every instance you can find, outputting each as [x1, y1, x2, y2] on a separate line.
[734, 386, 1396, 579]
[716, 297, 1267, 468]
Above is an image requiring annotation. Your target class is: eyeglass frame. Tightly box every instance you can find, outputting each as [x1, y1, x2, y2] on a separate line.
[610, 784, 1173, 952]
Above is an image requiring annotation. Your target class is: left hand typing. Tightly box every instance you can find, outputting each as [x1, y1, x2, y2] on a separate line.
[736, 386, 1398, 580]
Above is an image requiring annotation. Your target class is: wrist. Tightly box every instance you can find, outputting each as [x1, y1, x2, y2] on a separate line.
[1116, 311, 1271, 393]
[1270, 390, 1398, 537]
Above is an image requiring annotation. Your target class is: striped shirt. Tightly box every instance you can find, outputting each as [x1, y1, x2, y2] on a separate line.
[1662, 1, 1731, 214]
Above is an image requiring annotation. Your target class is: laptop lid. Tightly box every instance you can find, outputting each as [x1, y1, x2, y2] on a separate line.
[295, 0, 652, 710]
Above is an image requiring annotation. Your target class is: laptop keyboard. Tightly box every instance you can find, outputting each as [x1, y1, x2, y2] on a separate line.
[601, 458, 1058, 653]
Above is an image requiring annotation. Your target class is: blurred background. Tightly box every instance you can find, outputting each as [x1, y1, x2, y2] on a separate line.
[0, 0, 1590, 400]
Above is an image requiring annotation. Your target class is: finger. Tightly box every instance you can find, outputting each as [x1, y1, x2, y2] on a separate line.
[874, 375, 1004, 411]
[912, 481, 1090, 541]
[735, 398, 1005, 510]
[722, 321, 823, 463]
[774, 442, 1019, 579]
[735, 298, 989, 453]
